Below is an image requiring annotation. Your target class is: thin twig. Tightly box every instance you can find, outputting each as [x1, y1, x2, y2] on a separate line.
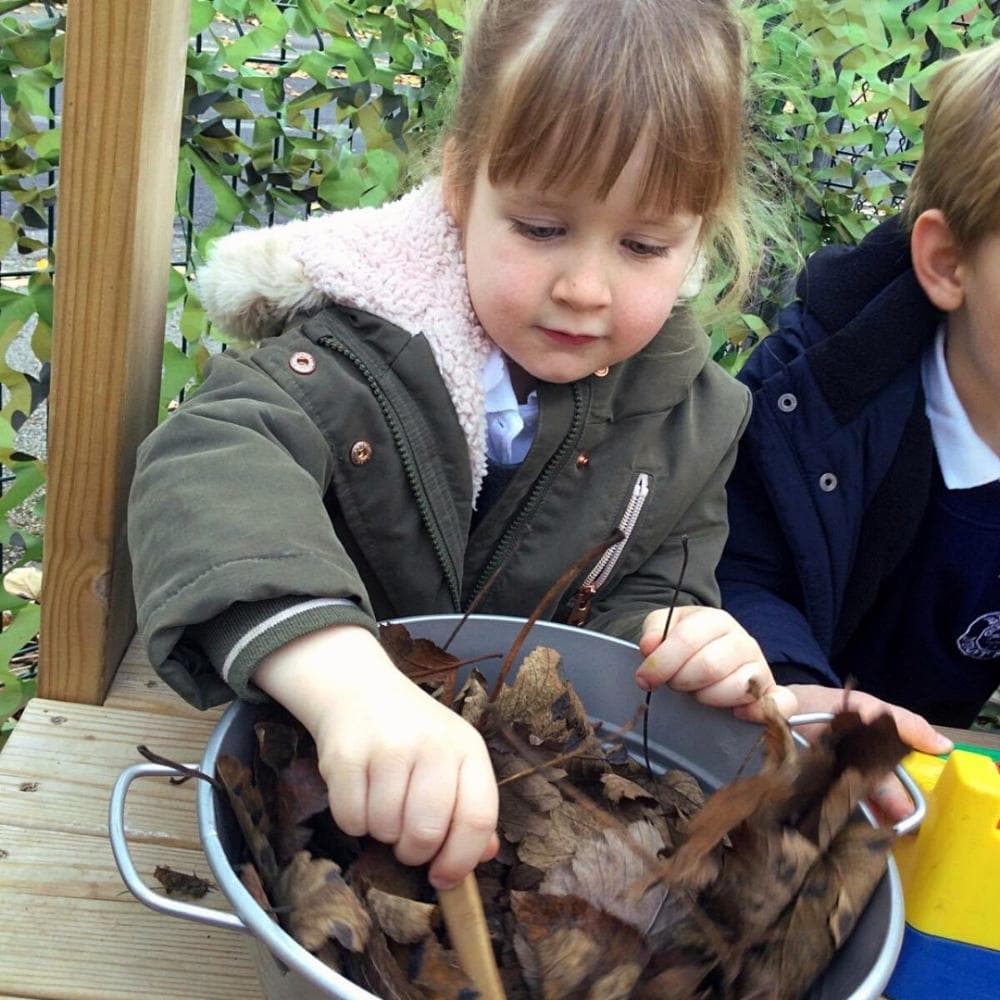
[442, 526, 534, 651]
[407, 652, 503, 682]
[136, 744, 224, 792]
[488, 531, 623, 702]
[495, 712, 640, 787]
[643, 534, 690, 777]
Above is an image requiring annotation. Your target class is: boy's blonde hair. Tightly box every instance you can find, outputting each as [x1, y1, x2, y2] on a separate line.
[443, 0, 753, 304]
[904, 41, 1000, 251]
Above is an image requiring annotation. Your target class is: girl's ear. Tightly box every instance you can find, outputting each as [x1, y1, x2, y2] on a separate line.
[440, 138, 466, 225]
[910, 208, 965, 312]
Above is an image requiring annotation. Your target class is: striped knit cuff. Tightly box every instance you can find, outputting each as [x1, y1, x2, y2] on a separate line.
[190, 596, 378, 701]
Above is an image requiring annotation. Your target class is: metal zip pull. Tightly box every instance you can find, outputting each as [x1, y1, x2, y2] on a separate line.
[568, 473, 650, 626]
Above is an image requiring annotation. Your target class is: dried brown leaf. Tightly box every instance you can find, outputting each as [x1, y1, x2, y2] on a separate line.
[705, 825, 820, 944]
[496, 753, 564, 845]
[2, 564, 42, 602]
[153, 865, 214, 899]
[350, 927, 427, 1000]
[511, 891, 649, 999]
[348, 841, 428, 901]
[366, 886, 438, 945]
[496, 647, 592, 746]
[515, 798, 604, 873]
[240, 863, 277, 923]
[275, 850, 372, 953]
[601, 773, 658, 805]
[379, 622, 461, 692]
[254, 719, 301, 773]
[655, 771, 788, 893]
[456, 670, 491, 725]
[216, 754, 278, 886]
[411, 935, 481, 997]
[540, 822, 675, 941]
[736, 818, 893, 998]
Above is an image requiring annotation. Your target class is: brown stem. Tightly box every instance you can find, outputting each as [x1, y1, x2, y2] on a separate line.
[136, 744, 224, 792]
[408, 652, 503, 682]
[488, 530, 623, 702]
[442, 526, 534, 651]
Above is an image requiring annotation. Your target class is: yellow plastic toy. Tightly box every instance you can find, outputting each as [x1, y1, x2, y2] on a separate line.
[892, 748, 1000, 951]
[886, 746, 1000, 999]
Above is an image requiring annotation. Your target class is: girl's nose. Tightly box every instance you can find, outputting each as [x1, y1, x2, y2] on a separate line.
[552, 255, 612, 310]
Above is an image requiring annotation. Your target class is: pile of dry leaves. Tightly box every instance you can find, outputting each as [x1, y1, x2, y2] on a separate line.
[213, 622, 907, 999]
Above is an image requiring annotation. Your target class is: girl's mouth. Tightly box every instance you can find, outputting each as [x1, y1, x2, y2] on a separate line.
[539, 328, 597, 347]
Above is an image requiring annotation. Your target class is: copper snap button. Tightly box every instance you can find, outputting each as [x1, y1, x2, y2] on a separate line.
[350, 440, 373, 465]
[575, 452, 590, 469]
[593, 367, 609, 377]
[289, 351, 316, 374]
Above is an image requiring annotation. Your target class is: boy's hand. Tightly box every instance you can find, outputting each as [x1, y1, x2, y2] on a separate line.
[788, 684, 952, 822]
[635, 606, 798, 720]
[253, 625, 500, 889]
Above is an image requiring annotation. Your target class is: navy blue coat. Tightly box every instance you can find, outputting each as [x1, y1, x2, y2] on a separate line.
[719, 217, 942, 693]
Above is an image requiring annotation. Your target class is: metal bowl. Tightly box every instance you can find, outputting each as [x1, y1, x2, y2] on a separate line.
[113, 615, 906, 999]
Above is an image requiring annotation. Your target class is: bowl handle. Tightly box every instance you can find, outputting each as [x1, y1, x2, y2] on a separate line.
[109, 761, 249, 933]
[787, 712, 927, 837]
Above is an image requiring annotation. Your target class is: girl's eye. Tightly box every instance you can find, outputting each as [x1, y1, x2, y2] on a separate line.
[511, 219, 564, 241]
[623, 239, 669, 259]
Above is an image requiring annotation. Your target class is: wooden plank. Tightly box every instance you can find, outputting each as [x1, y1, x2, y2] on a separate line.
[0, 699, 217, 845]
[937, 725, 1000, 751]
[0, 891, 263, 1000]
[40, 0, 190, 703]
[104, 634, 228, 721]
[0, 824, 232, 911]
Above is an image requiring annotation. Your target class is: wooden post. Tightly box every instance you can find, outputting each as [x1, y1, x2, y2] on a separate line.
[39, 0, 189, 702]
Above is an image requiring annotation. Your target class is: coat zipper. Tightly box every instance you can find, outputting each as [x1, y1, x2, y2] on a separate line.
[466, 382, 586, 607]
[317, 333, 462, 609]
[568, 472, 650, 626]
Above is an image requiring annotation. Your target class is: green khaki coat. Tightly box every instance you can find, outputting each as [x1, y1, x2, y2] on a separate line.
[128, 302, 750, 708]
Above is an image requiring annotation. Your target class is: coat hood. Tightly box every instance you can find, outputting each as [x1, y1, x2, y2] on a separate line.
[197, 180, 493, 494]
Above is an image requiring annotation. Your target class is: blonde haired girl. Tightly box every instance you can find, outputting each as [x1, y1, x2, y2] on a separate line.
[130, 0, 793, 890]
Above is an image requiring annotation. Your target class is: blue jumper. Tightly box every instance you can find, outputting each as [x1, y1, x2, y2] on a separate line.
[719, 217, 999, 727]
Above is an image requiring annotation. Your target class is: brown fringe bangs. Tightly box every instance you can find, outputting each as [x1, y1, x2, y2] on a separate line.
[481, 2, 736, 219]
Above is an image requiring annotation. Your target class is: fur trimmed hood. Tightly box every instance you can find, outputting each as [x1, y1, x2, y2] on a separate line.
[197, 180, 493, 494]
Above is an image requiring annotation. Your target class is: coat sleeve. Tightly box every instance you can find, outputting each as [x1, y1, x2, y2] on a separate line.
[716, 382, 841, 688]
[128, 348, 378, 708]
[586, 384, 750, 644]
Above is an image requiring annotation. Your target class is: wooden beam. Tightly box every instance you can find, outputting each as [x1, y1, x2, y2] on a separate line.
[39, 0, 189, 702]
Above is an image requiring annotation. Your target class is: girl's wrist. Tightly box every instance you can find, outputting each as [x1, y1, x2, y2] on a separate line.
[252, 623, 388, 734]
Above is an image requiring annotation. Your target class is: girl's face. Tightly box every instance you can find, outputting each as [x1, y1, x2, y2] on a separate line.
[453, 138, 703, 387]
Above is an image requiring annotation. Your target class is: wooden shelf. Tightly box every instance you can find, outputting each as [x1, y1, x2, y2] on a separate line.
[0, 639, 264, 1000]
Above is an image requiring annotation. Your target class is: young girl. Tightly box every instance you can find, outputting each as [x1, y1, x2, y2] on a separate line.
[128, 0, 795, 891]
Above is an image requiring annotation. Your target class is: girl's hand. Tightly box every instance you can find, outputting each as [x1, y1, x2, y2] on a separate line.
[253, 625, 500, 889]
[635, 606, 798, 720]
[788, 684, 952, 822]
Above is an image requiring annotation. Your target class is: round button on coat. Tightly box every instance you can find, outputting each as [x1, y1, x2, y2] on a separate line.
[778, 392, 798, 412]
[350, 441, 373, 465]
[819, 472, 838, 492]
[289, 351, 317, 374]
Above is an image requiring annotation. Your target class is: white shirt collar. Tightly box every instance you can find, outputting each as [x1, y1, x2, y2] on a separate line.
[921, 324, 1000, 489]
[481, 345, 538, 465]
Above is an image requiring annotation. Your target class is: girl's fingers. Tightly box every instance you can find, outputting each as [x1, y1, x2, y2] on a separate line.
[666, 630, 765, 693]
[394, 749, 457, 867]
[688, 660, 773, 707]
[868, 774, 917, 823]
[733, 683, 798, 721]
[322, 749, 370, 838]
[427, 752, 499, 891]
[638, 604, 706, 656]
[365, 746, 413, 846]
[636, 607, 732, 687]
